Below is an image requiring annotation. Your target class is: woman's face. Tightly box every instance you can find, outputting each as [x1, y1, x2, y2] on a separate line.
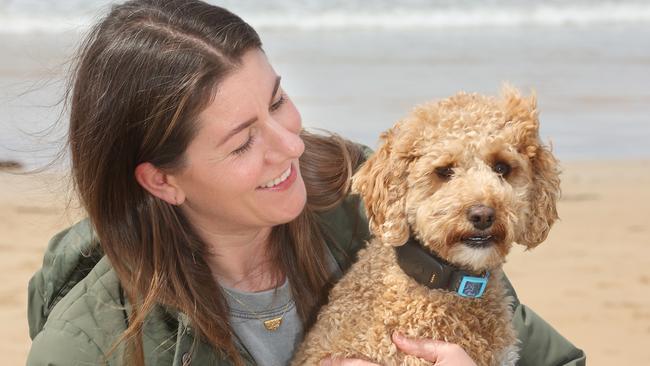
[171, 49, 306, 235]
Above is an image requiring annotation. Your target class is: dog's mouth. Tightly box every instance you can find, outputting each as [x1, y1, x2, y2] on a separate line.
[462, 234, 496, 248]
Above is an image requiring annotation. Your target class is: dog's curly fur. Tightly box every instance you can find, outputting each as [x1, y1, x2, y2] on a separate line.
[292, 86, 561, 366]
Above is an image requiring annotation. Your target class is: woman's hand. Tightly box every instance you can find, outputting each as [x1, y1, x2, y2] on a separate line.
[391, 332, 477, 366]
[319, 333, 477, 366]
[320, 359, 379, 366]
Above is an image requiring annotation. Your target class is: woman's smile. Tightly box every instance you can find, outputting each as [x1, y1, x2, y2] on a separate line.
[257, 162, 296, 190]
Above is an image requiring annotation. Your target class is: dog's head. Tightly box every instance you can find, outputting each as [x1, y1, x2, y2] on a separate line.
[353, 86, 560, 272]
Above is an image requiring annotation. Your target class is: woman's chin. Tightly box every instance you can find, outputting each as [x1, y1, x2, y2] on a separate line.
[262, 178, 307, 226]
[279, 181, 308, 223]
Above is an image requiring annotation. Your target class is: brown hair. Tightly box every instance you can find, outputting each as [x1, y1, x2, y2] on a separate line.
[67, 1, 364, 365]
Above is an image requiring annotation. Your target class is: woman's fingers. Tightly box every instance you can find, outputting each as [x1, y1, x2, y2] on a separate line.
[391, 332, 477, 366]
[318, 334, 476, 366]
[391, 332, 443, 362]
[320, 357, 381, 366]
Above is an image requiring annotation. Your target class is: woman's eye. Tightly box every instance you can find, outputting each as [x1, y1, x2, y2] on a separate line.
[270, 94, 286, 112]
[435, 165, 454, 179]
[232, 135, 255, 155]
[494, 161, 511, 176]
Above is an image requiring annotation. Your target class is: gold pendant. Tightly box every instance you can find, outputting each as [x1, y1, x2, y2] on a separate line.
[263, 317, 282, 331]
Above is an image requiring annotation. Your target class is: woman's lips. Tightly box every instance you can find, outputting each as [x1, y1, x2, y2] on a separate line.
[257, 163, 297, 191]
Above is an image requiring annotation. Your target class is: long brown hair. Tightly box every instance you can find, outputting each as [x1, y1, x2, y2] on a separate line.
[67, 1, 364, 365]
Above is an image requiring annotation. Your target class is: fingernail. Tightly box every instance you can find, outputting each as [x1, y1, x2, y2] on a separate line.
[392, 331, 404, 341]
[320, 358, 332, 366]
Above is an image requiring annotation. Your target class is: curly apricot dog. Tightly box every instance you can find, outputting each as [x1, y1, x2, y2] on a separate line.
[292, 86, 560, 366]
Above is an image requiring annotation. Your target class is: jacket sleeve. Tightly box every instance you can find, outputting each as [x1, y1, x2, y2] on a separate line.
[501, 274, 585, 365]
[27, 219, 100, 340]
[27, 319, 106, 366]
[513, 304, 586, 366]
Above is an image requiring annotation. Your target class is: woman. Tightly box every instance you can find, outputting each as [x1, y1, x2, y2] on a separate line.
[26, 1, 585, 365]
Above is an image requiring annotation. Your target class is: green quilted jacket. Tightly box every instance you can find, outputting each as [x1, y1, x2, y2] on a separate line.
[27, 194, 586, 365]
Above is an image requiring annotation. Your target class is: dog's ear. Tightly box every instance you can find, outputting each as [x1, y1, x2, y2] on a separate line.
[502, 84, 539, 138]
[519, 144, 561, 248]
[352, 125, 410, 246]
[502, 85, 561, 248]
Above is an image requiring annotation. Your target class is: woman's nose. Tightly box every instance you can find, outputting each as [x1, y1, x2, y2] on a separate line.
[264, 118, 305, 164]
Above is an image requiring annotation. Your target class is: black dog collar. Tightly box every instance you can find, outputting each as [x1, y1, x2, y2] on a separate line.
[395, 237, 490, 298]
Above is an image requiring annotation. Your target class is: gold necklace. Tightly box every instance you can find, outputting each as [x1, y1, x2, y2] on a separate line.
[223, 289, 292, 331]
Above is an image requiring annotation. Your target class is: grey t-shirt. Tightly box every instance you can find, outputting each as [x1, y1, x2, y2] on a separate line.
[223, 248, 343, 366]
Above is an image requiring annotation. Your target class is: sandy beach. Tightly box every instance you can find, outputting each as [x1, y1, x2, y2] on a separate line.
[1, 160, 649, 365]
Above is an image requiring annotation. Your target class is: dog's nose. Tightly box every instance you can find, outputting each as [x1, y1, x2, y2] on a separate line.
[467, 205, 495, 230]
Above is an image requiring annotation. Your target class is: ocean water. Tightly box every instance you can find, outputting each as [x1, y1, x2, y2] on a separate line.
[2, 0, 650, 32]
[1, 0, 649, 168]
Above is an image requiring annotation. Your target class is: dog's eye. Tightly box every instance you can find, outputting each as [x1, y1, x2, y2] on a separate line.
[435, 166, 454, 179]
[493, 161, 511, 176]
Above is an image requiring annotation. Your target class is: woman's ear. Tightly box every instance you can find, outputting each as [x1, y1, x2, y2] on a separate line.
[134, 162, 185, 205]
